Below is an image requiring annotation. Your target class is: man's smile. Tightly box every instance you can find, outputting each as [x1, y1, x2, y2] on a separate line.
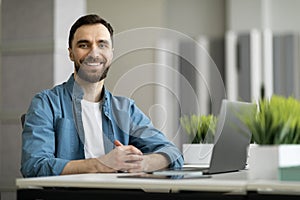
[83, 61, 104, 66]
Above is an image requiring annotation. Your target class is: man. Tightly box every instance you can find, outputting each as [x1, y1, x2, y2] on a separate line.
[21, 14, 184, 177]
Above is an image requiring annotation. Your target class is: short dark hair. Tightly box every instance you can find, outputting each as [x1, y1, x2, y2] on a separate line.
[68, 14, 114, 48]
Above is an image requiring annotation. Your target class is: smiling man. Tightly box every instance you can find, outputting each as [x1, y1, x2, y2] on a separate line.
[21, 14, 184, 177]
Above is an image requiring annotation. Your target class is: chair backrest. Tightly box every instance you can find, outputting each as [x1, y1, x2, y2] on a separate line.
[21, 114, 26, 129]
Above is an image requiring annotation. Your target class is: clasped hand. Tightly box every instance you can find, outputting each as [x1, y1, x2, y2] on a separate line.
[97, 142, 146, 173]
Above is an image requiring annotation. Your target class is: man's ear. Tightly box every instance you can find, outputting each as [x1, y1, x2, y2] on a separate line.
[68, 48, 74, 61]
[110, 48, 114, 59]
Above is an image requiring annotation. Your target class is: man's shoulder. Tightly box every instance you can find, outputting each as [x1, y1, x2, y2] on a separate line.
[34, 82, 68, 100]
[104, 89, 132, 102]
[105, 90, 135, 108]
[112, 94, 133, 102]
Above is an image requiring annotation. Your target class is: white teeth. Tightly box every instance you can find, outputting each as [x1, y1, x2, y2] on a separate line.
[86, 62, 102, 66]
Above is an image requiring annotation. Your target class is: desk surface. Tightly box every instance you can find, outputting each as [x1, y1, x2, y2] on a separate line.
[16, 170, 300, 195]
[16, 171, 248, 193]
[247, 179, 300, 195]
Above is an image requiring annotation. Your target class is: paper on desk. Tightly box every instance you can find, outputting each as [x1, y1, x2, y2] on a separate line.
[152, 170, 204, 176]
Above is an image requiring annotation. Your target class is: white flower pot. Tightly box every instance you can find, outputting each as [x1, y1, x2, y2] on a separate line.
[246, 143, 258, 169]
[248, 144, 300, 180]
[182, 144, 214, 165]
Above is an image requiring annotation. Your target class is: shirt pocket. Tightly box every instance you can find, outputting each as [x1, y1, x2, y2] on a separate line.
[55, 118, 82, 160]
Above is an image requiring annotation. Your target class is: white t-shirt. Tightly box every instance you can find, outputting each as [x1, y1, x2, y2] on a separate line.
[81, 99, 105, 159]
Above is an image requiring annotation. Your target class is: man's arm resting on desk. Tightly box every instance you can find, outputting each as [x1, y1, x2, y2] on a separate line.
[61, 158, 115, 174]
[62, 156, 144, 174]
[136, 153, 169, 172]
[61, 153, 169, 175]
[61, 145, 144, 174]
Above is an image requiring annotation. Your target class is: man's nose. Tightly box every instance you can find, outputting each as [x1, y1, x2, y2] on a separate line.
[88, 45, 101, 57]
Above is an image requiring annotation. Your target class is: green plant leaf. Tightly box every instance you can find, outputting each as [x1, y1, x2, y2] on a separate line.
[240, 95, 300, 144]
[180, 114, 217, 144]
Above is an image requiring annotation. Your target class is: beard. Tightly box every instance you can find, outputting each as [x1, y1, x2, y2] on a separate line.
[74, 59, 110, 83]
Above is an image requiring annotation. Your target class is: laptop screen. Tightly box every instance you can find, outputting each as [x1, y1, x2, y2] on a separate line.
[208, 99, 257, 174]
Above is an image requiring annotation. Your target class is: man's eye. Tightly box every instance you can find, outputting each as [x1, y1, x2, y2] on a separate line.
[99, 43, 106, 49]
[79, 44, 88, 48]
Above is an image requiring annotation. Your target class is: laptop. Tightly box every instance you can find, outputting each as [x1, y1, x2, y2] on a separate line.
[152, 99, 257, 176]
[118, 99, 256, 179]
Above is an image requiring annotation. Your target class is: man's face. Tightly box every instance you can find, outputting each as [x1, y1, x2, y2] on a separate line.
[68, 24, 113, 83]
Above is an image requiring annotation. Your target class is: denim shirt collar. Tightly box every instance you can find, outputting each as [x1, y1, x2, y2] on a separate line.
[65, 74, 111, 106]
[66, 74, 84, 100]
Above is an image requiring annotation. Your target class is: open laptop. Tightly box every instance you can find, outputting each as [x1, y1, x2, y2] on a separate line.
[118, 99, 256, 179]
[152, 99, 257, 176]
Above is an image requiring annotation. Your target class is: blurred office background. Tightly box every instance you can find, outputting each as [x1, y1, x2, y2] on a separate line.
[1, 0, 300, 199]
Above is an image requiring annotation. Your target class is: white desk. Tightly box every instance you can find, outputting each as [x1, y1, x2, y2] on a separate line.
[15, 170, 300, 200]
[16, 171, 247, 193]
[247, 179, 300, 196]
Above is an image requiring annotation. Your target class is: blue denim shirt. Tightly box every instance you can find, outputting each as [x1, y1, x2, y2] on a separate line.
[21, 74, 184, 177]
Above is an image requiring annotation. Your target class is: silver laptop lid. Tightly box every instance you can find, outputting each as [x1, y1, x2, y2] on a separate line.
[208, 99, 256, 174]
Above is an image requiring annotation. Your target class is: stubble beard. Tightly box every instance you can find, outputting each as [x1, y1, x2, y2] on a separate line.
[75, 61, 110, 83]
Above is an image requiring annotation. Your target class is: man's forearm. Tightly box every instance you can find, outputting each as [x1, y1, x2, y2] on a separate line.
[61, 153, 170, 175]
[61, 158, 115, 175]
[143, 153, 169, 172]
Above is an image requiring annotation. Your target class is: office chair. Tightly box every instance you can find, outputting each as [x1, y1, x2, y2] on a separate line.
[21, 114, 26, 129]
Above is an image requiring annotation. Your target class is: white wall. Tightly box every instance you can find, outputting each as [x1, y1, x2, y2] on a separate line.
[165, 0, 225, 38]
[227, 0, 263, 31]
[227, 0, 300, 32]
[271, 0, 300, 32]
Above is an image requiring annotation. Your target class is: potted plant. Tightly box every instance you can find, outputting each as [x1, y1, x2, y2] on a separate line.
[180, 114, 217, 165]
[242, 95, 300, 180]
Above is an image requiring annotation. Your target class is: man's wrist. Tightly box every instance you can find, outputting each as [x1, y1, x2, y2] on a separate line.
[95, 157, 117, 173]
[143, 153, 169, 172]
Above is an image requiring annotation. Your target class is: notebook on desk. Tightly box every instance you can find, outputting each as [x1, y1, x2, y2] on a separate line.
[152, 99, 257, 176]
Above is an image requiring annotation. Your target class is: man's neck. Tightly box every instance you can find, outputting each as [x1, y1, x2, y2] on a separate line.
[74, 75, 104, 102]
